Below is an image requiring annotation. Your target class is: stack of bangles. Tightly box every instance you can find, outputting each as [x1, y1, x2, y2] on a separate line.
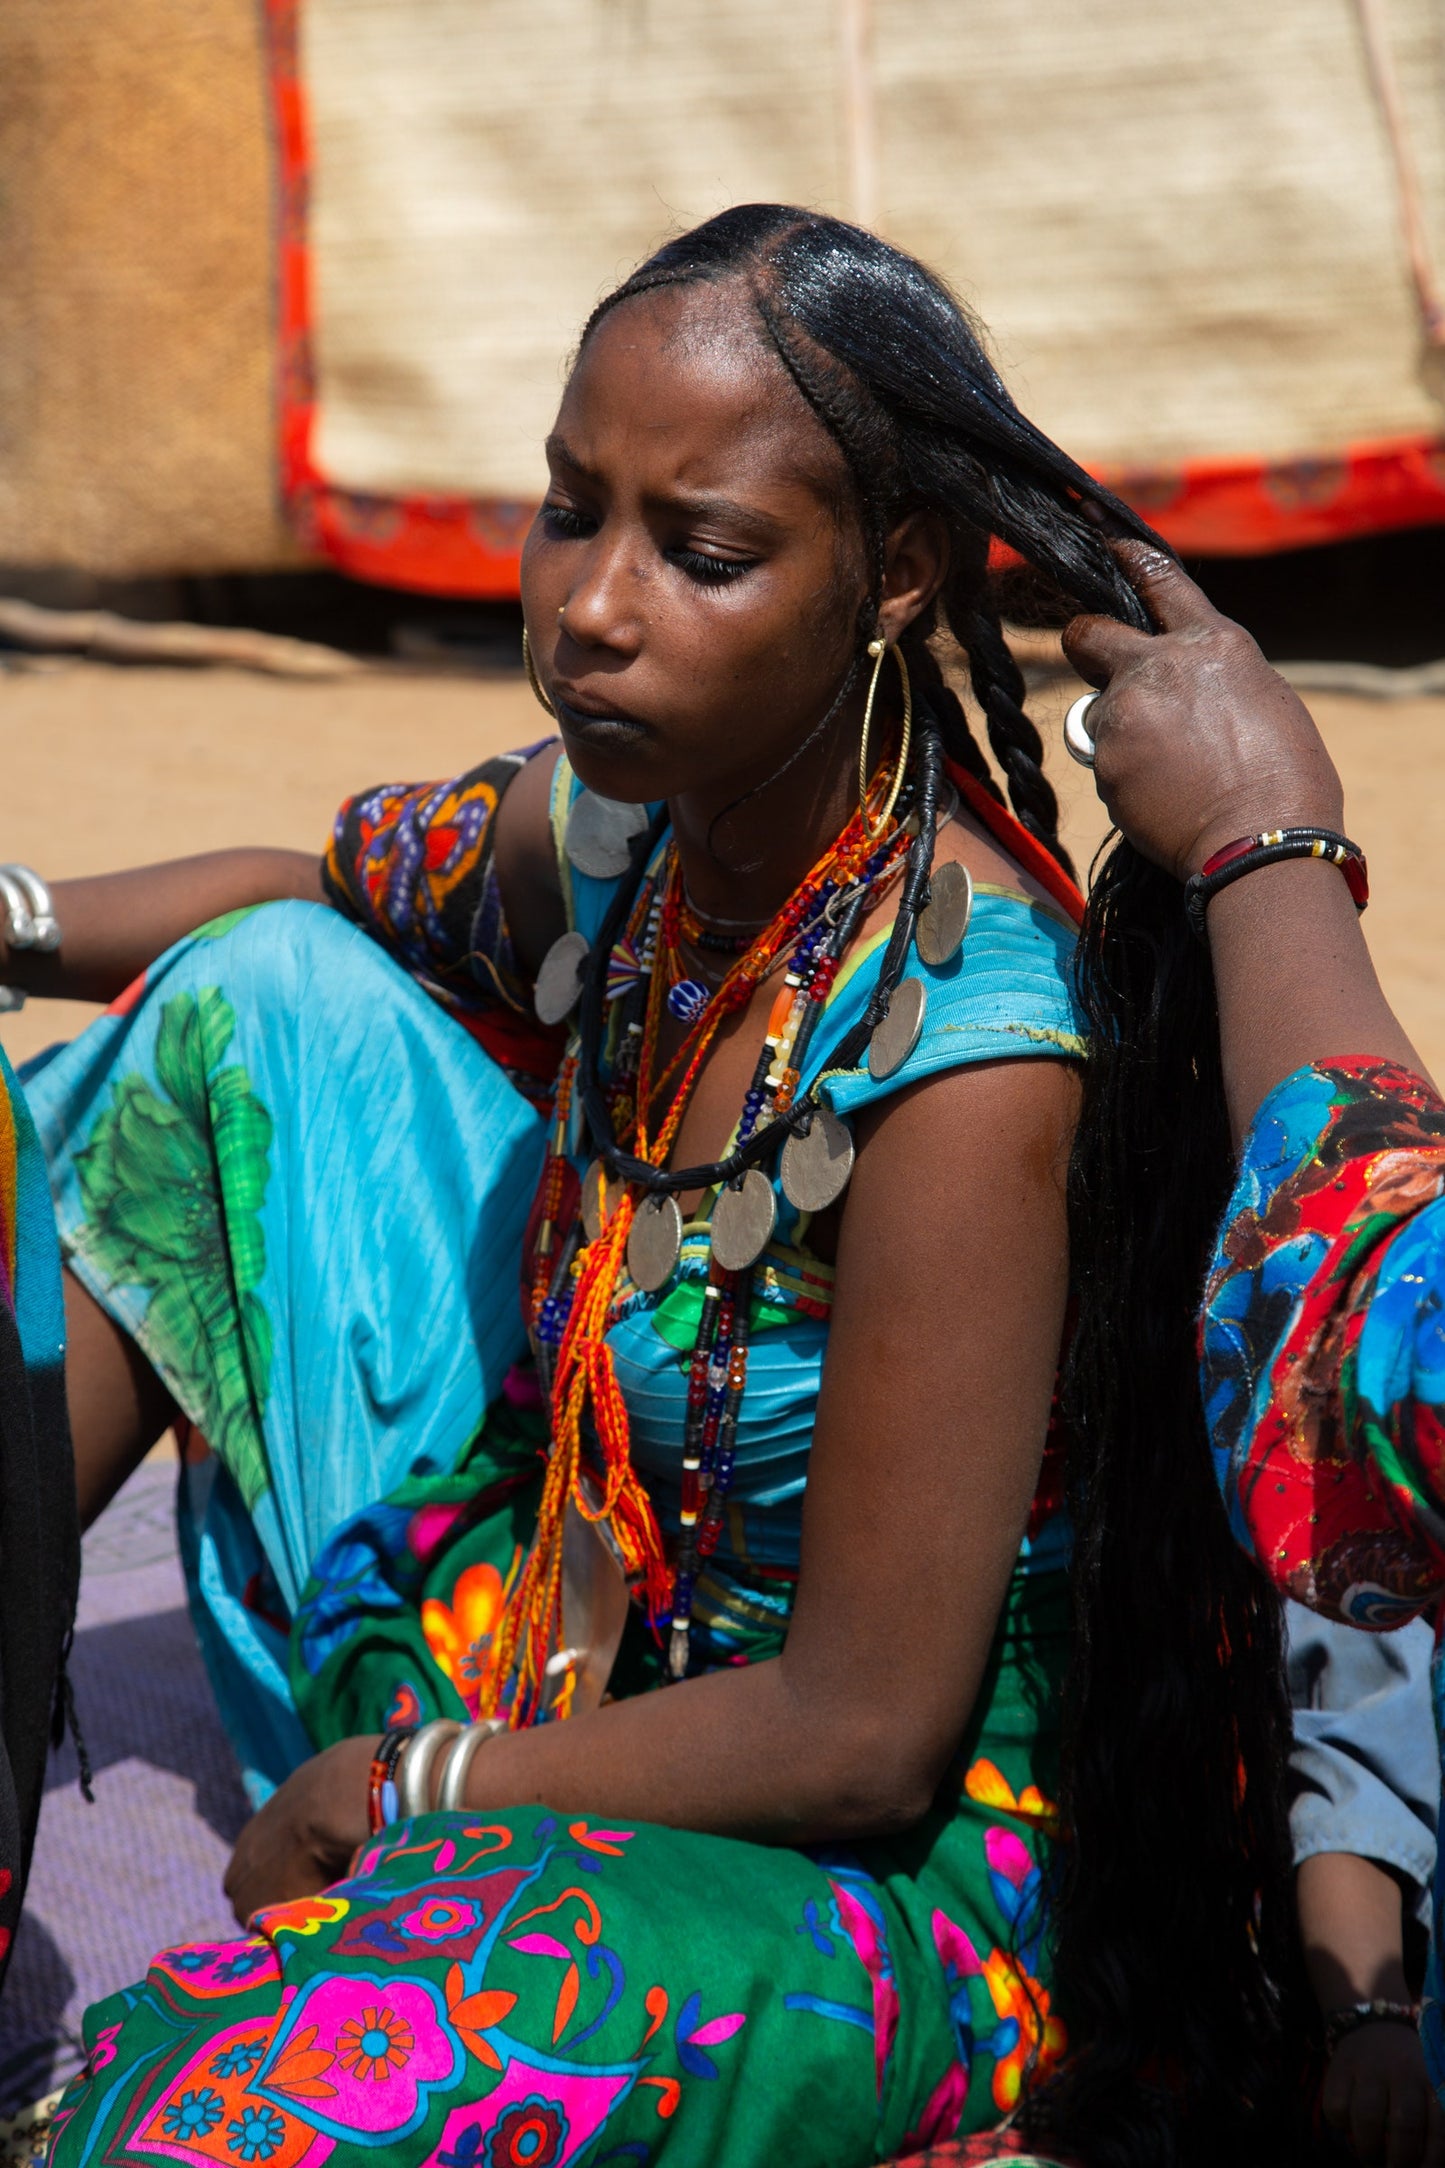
[1183, 827, 1369, 941]
[366, 1718, 505, 1834]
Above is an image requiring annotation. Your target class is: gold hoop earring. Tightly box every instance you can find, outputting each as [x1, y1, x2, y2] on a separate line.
[522, 627, 556, 719]
[858, 637, 912, 840]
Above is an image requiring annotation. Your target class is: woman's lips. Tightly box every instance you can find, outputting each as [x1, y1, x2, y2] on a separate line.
[553, 690, 650, 744]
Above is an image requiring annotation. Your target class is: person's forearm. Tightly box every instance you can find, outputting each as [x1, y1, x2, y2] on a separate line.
[0, 849, 326, 1004]
[1297, 1851, 1413, 2013]
[438, 1654, 938, 1845]
[1204, 856, 1428, 1144]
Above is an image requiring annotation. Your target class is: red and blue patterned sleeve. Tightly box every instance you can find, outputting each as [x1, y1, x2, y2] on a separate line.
[322, 741, 566, 1105]
[1201, 1057, 1445, 1629]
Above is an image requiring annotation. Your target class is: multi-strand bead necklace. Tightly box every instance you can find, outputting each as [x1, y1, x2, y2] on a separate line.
[482, 715, 956, 1723]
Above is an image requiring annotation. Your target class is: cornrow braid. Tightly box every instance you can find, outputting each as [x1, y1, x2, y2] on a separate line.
[752, 288, 896, 594]
[957, 599, 1075, 881]
[899, 623, 1003, 808]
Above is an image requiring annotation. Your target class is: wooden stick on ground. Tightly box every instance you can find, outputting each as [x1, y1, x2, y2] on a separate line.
[0, 597, 364, 679]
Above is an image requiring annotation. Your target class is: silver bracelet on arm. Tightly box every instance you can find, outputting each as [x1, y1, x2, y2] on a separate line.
[0, 863, 61, 1012]
[437, 1720, 506, 1812]
[395, 1719, 462, 1818]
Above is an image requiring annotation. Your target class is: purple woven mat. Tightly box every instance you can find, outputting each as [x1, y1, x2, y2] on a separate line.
[0, 1458, 249, 2111]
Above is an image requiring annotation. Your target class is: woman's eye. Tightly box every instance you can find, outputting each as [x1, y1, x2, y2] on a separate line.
[541, 502, 594, 540]
[669, 547, 756, 586]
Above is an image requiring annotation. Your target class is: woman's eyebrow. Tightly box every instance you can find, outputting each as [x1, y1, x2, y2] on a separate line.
[645, 485, 787, 540]
[545, 434, 787, 539]
[543, 432, 599, 479]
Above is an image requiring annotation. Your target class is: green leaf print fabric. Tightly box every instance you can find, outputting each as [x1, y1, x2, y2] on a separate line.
[73, 985, 275, 1508]
[23, 901, 548, 1799]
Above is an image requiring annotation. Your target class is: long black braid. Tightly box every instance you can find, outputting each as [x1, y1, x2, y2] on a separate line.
[577, 206, 1306, 2167]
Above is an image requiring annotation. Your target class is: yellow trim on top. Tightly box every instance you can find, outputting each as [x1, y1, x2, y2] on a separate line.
[824, 882, 1075, 1010]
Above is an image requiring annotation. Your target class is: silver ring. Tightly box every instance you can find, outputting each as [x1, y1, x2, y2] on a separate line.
[1063, 690, 1101, 769]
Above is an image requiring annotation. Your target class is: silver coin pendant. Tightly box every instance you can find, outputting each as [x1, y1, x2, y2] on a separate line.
[867, 975, 927, 1081]
[779, 1106, 855, 1214]
[915, 860, 973, 968]
[534, 929, 589, 1025]
[627, 1192, 684, 1292]
[710, 1167, 777, 1272]
[565, 791, 650, 880]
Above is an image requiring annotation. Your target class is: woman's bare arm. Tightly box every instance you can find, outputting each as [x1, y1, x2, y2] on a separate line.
[225, 1050, 1076, 1916]
[1, 850, 325, 1005]
[1062, 545, 1424, 1138]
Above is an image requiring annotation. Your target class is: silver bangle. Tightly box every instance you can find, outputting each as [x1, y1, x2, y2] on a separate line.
[0, 865, 61, 952]
[436, 1719, 505, 1812]
[396, 1718, 462, 1817]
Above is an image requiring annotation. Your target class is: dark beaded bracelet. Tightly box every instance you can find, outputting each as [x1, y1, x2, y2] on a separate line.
[1184, 827, 1369, 941]
[1324, 1998, 1421, 2055]
[366, 1724, 418, 1835]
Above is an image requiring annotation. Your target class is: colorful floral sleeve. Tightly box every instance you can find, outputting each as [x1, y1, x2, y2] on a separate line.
[322, 741, 565, 1103]
[1201, 1057, 1445, 1628]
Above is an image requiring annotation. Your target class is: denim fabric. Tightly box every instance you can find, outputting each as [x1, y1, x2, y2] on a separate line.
[1287, 1597, 1438, 1925]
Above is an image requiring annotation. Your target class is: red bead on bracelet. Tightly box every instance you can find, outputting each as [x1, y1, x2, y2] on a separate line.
[366, 1725, 417, 1835]
[1184, 828, 1368, 939]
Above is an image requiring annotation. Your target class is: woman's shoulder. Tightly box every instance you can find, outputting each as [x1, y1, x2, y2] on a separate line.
[810, 861, 1084, 1119]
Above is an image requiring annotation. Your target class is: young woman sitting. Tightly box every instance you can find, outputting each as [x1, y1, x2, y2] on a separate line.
[21, 209, 1302, 2168]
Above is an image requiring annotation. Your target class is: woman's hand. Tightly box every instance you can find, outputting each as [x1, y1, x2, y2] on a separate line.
[224, 1734, 377, 1926]
[1060, 542, 1345, 881]
[1324, 2021, 1445, 2168]
[1062, 539, 1425, 1131]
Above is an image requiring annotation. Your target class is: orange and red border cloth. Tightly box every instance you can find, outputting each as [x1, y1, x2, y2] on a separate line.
[260, 0, 1445, 601]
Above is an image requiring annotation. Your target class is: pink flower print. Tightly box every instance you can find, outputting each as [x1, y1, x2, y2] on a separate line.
[899, 2057, 970, 2152]
[408, 1504, 466, 1567]
[930, 1907, 984, 1984]
[336, 2006, 414, 2083]
[261, 1973, 460, 2140]
[830, 1880, 899, 2100]
[86, 2022, 124, 2077]
[417, 2056, 633, 2168]
[398, 1896, 482, 1943]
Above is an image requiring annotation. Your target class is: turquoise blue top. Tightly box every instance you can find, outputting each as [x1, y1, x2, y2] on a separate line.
[554, 763, 1084, 1645]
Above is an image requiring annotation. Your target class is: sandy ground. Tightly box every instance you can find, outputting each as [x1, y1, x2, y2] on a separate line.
[0, 654, 1441, 1078]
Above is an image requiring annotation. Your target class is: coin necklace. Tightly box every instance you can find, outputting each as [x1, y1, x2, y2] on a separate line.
[493, 717, 950, 1718]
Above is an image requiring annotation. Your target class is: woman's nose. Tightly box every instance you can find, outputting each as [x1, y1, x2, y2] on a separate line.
[558, 530, 645, 655]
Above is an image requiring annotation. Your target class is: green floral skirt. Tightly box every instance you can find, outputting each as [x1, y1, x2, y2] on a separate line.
[51, 1554, 1067, 2168]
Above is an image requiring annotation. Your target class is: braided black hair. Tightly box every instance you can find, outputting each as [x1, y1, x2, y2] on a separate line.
[577, 206, 1306, 2166]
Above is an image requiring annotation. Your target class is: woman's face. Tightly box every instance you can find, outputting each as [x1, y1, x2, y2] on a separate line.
[520, 281, 870, 808]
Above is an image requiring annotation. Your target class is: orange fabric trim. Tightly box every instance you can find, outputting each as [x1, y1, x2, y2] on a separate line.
[262, 0, 531, 601]
[263, 9, 1445, 591]
[948, 765, 1085, 927]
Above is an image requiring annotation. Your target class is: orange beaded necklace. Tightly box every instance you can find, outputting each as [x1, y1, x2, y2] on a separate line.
[481, 758, 911, 1726]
